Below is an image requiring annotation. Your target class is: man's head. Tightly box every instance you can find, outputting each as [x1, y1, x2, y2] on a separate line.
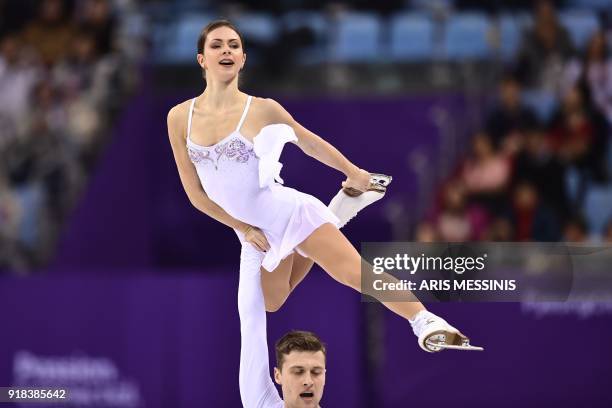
[274, 331, 326, 408]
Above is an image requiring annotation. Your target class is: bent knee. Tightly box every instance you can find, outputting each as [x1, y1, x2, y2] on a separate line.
[262, 282, 291, 312]
[265, 295, 288, 313]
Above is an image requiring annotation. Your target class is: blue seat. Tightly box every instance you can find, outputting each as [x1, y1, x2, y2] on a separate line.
[151, 22, 173, 62]
[332, 12, 382, 62]
[233, 13, 279, 45]
[498, 14, 529, 60]
[162, 14, 215, 63]
[282, 11, 329, 64]
[559, 10, 600, 49]
[283, 11, 328, 40]
[583, 186, 612, 235]
[443, 13, 491, 59]
[389, 13, 435, 61]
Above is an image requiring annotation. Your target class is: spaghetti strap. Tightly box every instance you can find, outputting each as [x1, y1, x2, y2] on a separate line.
[235, 95, 252, 132]
[187, 98, 196, 140]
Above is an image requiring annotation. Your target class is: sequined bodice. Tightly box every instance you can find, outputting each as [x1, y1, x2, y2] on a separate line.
[185, 95, 298, 225]
[187, 132, 262, 219]
[187, 133, 256, 170]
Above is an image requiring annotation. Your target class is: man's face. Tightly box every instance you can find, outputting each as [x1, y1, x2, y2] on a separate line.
[274, 350, 326, 407]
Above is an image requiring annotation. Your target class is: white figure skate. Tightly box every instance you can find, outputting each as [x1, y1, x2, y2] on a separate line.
[413, 311, 484, 352]
[329, 173, 392, 228]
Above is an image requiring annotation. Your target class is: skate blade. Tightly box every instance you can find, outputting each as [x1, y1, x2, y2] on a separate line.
[370, 173, 392, 188]
[343, 173, 392, 197]
[429, 343, 484, 351]
[424, 332, 484, 352]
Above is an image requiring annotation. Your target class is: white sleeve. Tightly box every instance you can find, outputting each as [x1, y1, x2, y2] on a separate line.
[238, 243, 284, 408]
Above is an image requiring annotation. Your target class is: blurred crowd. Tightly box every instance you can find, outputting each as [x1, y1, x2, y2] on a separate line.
[209, 0, 564, 15]
[0, 0, 141, 272]
[418, 1, 612, 244]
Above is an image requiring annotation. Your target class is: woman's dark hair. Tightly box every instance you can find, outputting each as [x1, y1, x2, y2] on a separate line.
[196, 19, 245, 81]
[197, 19, 244, 55]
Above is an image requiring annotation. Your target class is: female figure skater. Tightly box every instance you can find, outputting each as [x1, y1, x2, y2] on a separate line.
[166, 20, 481, 352]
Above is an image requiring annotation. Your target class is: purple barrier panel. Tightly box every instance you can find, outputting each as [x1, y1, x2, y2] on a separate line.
[0, 268, 364, 407]
[0, 274, 175, 407]
[52, 93, 157, 269]
[379, 303, 612, 408]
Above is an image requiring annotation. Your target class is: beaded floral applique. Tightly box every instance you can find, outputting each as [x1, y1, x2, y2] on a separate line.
[188, 137, 255, 170]
[188, 148, 214, 166]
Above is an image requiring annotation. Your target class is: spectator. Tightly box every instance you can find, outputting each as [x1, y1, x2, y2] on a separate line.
[513, 126, 569, 218]
[509, 181, 560, 241]
[415, 221, 438, 242]
[0, 174, 22, 245]
[0, 177, 27, 272]
[21, 0, 76, 66]
[548, 84, 609, 184]
[0, 34, 41, 143]
[22, 80, 68, 138]
[564, 31, 612, 124]
[77, 0, 116, 56]
[483, 217, 514, 241]
[485, 74, 539, 149]
[461, 132, 512, 214]
[53, 30, 99, 99]
[516, 0, 574, 92]
[435, 182, 489, 241]
[562, 214, 589, 242]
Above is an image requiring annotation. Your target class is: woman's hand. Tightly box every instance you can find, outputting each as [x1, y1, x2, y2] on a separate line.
[342, 168, 371, 192]
[243, 225, 270, 252]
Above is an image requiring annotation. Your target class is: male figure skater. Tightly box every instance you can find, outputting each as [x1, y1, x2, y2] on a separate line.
[238, 244, 326, 407]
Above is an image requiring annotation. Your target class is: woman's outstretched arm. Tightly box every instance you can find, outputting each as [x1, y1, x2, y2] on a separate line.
[262, 98, 370, 191]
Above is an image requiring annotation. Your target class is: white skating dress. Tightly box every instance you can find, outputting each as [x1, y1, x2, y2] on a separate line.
[186, 95, 339, 271]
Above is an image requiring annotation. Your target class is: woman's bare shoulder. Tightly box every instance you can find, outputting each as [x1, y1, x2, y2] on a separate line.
[166, 99, 193, 140]
[167, 99, 194, 123]
[250, 96, 293, 125]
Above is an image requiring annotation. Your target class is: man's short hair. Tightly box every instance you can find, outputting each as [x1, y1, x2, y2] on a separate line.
[275, 330, 326, 370]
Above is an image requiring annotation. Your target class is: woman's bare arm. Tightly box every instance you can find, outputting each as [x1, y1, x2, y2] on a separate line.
[167, 104, 250, 232]
[263, 98, 370, 190]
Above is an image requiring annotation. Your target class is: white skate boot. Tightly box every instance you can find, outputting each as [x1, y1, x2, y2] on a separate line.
[328, 173, 392, 228]
[410, 310, 483, 352]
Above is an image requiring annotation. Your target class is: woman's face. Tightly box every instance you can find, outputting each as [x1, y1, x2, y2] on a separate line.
[198, 26, 246, 83]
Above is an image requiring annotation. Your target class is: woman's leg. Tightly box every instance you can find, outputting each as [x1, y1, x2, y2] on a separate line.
[288, 253, 316, 290]
[260, 253, 316, 312]
[260, 255, 293, 312]
[296, 223, 425, 321]
[260, 176, 391, 313]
